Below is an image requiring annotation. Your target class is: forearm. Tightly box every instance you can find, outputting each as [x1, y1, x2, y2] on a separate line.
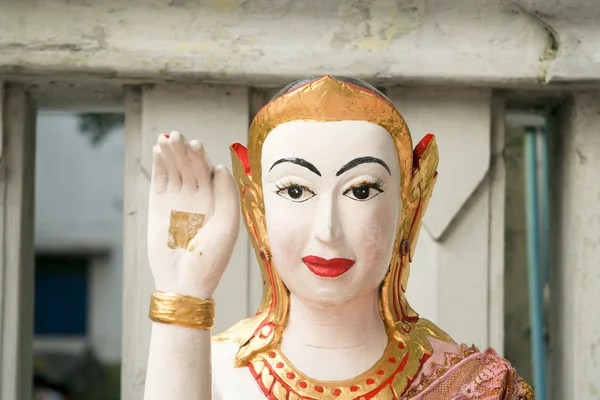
[144, 323, 212, 400]
[144, 132, 239, 400]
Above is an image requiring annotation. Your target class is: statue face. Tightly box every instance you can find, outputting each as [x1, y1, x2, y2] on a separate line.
[262, 121, 400, 308]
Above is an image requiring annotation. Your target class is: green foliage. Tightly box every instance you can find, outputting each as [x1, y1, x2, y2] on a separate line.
[78, 113, 125, 146]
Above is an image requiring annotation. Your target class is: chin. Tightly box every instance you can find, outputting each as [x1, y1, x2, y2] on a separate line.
[290, 277, 362, 309]
[297, 289, 354, 309]
[282, 265, 387, 308]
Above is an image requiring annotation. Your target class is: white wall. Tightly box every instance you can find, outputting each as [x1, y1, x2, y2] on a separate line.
[392, 88, 501, 350]
[0, 0, 587, 85]
[35, 112, 124, 363]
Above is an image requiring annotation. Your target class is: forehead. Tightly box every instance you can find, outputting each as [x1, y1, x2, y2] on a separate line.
[261, 120, 399, 173]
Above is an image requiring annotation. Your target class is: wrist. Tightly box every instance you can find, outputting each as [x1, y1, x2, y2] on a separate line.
[155, 283, 213, 299]
[148, 291, 215, 330]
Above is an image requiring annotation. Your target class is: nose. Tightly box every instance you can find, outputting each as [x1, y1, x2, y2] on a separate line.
[313, 193, 343, 244]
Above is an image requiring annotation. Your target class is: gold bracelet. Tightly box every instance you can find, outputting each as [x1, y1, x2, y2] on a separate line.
[149, 291, 215, 330]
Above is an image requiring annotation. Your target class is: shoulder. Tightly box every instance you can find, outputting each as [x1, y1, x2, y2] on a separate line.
[407, 341, 533, 400]
[210, 340, 237, 398]
[211, 339, 265, 400]
[474, 348, 534, 400]
[211, 339, 241, 386]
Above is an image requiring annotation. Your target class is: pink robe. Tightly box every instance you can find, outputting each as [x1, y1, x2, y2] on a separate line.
[405, 345, 533, 399]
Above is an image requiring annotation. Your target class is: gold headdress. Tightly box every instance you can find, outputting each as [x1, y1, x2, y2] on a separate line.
[215, 76, 451, 398]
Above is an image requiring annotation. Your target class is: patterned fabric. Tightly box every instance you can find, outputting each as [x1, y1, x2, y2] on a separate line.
[404, 345, 534, 399]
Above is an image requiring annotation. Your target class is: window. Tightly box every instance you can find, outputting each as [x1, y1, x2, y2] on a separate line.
[34, 254, 90, 336]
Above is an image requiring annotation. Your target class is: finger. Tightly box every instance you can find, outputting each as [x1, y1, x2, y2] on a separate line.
[207, 165, 240, 235]
[189, 140, 213, 191]
[158, 133, 182, 192]
[168, 131, 197, 192]
[185, 166, 239, 272]
[151, 145, 168, 193]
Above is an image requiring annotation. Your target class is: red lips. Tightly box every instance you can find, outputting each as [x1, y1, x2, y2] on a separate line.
[302, 255, 355, 278]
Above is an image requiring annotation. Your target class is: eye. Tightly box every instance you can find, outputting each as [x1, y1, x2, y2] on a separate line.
[276, 183, 316, 203]
[343, 182, 384, 202]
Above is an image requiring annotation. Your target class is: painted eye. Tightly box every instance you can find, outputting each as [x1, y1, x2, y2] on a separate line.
[343, 183, 383, 202]
[276, 184, 316, 203]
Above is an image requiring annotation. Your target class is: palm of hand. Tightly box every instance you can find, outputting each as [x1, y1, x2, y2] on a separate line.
[147, 132, 240, 298]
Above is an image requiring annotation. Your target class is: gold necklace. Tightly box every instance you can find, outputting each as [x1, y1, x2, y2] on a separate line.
[247, 335, 427, 400]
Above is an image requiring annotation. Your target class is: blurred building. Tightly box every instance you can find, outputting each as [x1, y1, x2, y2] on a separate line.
[32, 113, 124, 399]
[35, 112, 123, 364]
[1, 1, 599, 400]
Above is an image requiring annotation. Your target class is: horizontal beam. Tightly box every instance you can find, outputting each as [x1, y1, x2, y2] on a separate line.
[1, 0, 599, 88]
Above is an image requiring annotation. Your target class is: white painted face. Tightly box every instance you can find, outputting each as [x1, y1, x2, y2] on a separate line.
[262, 120, 401, 308]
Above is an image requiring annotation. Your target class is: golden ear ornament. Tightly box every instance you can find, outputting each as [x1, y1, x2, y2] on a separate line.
[213, 76, 453, 397]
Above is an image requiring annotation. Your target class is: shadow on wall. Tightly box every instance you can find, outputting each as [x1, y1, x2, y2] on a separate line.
[504, 121, 533, 383]
[504, 114, 552, 386]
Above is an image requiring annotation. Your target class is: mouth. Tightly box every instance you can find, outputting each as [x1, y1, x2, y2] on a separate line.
[302, 255, 355, 278]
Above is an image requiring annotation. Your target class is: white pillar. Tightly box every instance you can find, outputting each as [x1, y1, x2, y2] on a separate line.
[388, 88, 505, 350]
[0, 83, 36, 400]
[121, 84, 250, 400]
[552, 92, 600, 400]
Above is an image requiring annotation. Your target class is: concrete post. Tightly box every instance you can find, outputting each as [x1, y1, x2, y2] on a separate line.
[0, 83, 37, 400]
[121, 84, 250, 400]
[551, 92, 600, 400]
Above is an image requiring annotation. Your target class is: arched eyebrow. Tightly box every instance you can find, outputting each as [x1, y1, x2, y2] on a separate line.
[336, 157, 391, 176]
[269, 157, 322, 176]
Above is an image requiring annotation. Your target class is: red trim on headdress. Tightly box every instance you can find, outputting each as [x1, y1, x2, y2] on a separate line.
[412, 133, 434, 171]
[231, 143, 251, 176]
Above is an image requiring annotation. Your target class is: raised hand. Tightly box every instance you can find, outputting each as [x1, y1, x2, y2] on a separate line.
[147, 131, 240, 298]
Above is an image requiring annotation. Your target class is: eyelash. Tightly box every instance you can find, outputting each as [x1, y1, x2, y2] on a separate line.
[273, 179, 384, 196]
[274, 179, 313, 192]
[342, 179, 385, 196]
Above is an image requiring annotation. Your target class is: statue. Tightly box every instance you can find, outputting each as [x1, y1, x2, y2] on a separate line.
[143, 76, 533, 399]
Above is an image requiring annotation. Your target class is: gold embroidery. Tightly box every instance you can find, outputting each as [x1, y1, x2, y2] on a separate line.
[404, 344, 479, 397]
[167, 210, 205, 250]
[518, 379, 535, 399]
[404, 345, 535, 399]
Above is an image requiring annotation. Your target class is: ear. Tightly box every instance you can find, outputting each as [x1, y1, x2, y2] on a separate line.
[407, 134, 439, 261]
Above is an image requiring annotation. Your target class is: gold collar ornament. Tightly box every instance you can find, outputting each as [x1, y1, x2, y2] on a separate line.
[213, 76, 452, 399]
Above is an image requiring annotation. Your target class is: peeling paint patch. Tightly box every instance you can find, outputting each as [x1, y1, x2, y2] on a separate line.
[0, 42, 87, 52]
[204, 0, 244, 13]
[156, 57, 196, 74]
[576, 147, 587, 164]
[170, 0, 201, 6]
[331, 0, 425, 52]
[210, 25, 231, 41]
[239, 0, 293, 19]
[511, 2, 560, 83]
[89, 25, 109, 48]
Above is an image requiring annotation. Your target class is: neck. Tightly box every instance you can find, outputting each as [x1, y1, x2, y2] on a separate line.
[282, 290, 387, 350]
